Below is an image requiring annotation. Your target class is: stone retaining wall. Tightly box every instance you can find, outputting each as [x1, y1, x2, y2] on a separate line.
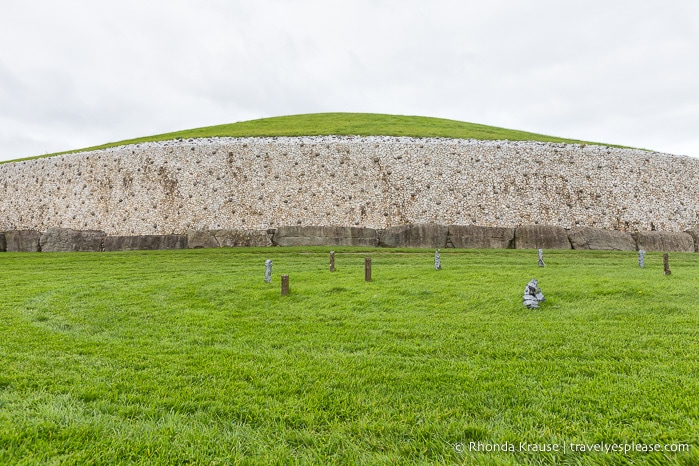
[1, 137, 698, 236]
[1, 225, 696, 253]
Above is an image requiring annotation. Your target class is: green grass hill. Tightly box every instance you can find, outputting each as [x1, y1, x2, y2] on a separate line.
[7, 113, 627, 164]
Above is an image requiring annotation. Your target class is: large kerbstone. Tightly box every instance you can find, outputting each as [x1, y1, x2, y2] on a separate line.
[5, 230, 42, 252]
[685, 228, 699, 252]
[187, 230, 219, 249]
[275, 226, 378, 247]
[40, 228, 106, 252]
[568, 227, 636, 251]
[104, 235, 188, 251]
[515, 225, 571, 249]
[214, 229, 273, 247]
[635, 231, 695, 252]
[0, 232, 5, 252]
[448, 225, 515, 249]
[379, 224, 448, 248]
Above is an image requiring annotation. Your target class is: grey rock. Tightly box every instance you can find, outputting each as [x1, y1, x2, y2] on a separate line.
[538, 249, 545, 267]
[523, 278, 545, 309]
[104, 235, 187, 251]
[187, 230, 219, 249]
[214, 229, 272, 248]
[4, 230, 42, 252]
[379, 224, 448, 248]
[275, 226, 378, 247]
[265, 259, 272, 283]
[568, 227, 636, 251]
[0, 232, 5, 252]
[638, 250, 645, 268]
[515, 225, 571, 250]
[40, 228, 106, 252]
[447, 225, 515, 249]
[685, 228, 699, 252]
[634, 231, 694, 252]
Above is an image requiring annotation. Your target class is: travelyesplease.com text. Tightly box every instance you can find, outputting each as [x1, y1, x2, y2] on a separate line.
[455, 441, 690, 454]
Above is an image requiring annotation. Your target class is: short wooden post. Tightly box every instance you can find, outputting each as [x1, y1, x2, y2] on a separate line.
[330, 251, 335, 272]
[281, 274, 290, 295]
[364, 257, 372, 282]
[664, 253, 671, 275]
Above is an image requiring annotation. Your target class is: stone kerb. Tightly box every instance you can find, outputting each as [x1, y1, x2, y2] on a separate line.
[379, 224, 448, 248]
[515, 225, 571, 249]
[686, 228, 699, 252]
[274, 226, 378, 247]
[187, 229, 272, 248]
[634, 231, 695, 252]
[40, 228, 106, 252]
[447, 225, 515, 249]
[567, 226, 636, 251]
[5, 230, 42, 252]
[103, 235, 188, 251]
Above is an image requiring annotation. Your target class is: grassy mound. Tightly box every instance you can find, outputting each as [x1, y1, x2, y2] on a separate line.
[0, 247, 696, 464]
[7, 113, 626, 164]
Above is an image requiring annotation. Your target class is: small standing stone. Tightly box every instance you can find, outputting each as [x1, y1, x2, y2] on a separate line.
[664, 253, 671, 275]
[365, 257, 372, 282]
[538, 249, 545, 267]
[330, 251, 335, 272]
[434, 249, 441, 270]
[264, 259, 272, 283]
[281, 274, 290, 295]
[638, 250, 645, 269]
[523, 278, 546, 309]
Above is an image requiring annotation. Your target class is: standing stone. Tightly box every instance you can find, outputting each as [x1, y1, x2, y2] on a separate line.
[664, 253, 671, 276]
[434, 249, 441, 270]
[330, 251, 335, 272]
[264, 259, 272, 283]
[638, 250, 645, 268]
[523, 279, 546, 309]
[538, 249, 545, 267]
[365, 258, 372, 282]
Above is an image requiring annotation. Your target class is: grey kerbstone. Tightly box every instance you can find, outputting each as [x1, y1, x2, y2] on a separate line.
[104, 235, 188, 251]
[515, 225, 571, 250]
[187, 230, 219, 249]
[685, 228, 699, 252]
[568, 227, 637, 251]
[447, 225, 515, 249]
[214, 229, 272, 247]
[40, 228, 106, 252]
[5, 230, 42, 252]
[0, 232, 5, 252]
[275, 226, 378, 247]
[634, 231, 694, 252]
[379, 224, 448, 248]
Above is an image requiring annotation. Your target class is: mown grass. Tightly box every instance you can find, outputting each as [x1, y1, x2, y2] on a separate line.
[0, 248, 697, 465]
[3, 113, 630, 164]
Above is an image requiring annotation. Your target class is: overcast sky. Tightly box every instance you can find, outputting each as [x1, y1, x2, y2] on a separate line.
[1, 0, 698, 162]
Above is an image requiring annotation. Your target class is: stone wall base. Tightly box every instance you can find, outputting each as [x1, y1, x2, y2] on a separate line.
[1, 225, 698, 253]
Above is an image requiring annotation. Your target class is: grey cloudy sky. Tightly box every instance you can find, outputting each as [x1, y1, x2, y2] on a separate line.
[1, 0, 698, 162]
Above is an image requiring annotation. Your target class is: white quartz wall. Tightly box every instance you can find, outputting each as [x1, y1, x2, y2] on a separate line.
[0, 136, 697, 235]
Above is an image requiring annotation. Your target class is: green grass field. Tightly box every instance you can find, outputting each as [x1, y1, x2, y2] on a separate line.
[4, 113, 630, 164]
[0, 248, 696, 465]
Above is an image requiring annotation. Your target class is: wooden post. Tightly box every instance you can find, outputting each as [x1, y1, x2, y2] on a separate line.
[281, 274, 290, 295]
[664, 253, 671, 275]
[330, 251, 335, 272]
[364, 257, 372, 282]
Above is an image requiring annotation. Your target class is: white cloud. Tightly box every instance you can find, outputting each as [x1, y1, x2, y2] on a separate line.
[1, 0, 698, 161]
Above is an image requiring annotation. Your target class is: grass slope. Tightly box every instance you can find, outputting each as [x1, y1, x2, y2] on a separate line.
[5, 113, 626, 164]
[1, 248, 697, 464]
